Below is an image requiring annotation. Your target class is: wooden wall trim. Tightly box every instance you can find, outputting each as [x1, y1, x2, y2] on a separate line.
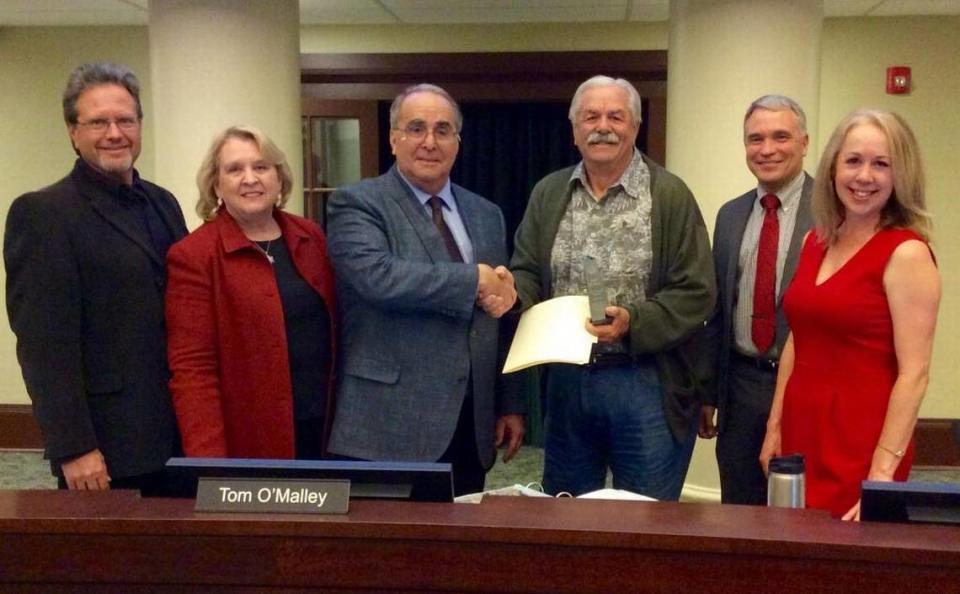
[301, 50, 668, 84]
[300, 50, 668, 103]
[300, 50, 669, 164]
[914, 418, 960, 467]
[0, 404, 42, 450]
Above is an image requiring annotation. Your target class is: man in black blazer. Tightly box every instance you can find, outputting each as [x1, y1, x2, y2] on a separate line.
[4, 63, 187, 494]
[700, 95, 814, 505]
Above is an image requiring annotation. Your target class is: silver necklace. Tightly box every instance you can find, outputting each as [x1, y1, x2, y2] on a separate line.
[254, 239, 274, 264]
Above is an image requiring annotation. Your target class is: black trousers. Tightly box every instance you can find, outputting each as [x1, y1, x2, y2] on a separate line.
[439, 387, 486, 497]
[295, 417, 326, 460]
[716, 356, 778, 505]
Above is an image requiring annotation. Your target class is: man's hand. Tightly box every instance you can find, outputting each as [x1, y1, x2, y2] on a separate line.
[585, 306, 630, 342]
[699, 405, 717, 439]
[61, 449, 110, 490]
[494, 414, 525, 463]
[477, 264, 517, 318]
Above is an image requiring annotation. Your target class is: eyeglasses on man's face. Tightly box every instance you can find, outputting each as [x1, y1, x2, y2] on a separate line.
[396, 120, 459, 143]
[74, 116, 141, 133]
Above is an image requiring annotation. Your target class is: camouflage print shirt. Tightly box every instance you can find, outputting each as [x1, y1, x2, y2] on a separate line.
[550, 150, 653, 310]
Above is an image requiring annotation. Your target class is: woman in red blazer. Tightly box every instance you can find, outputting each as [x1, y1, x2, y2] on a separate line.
[166, 125, 336, 459]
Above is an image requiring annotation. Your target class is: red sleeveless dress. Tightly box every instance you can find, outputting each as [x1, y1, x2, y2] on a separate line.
[781, 228, 923, 517]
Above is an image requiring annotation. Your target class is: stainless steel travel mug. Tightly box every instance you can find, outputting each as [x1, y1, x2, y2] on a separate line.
[768, 454, 805, 508]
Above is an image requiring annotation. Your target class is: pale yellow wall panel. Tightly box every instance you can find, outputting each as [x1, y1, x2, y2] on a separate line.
[0, 26, 152, 406]
[300, 22, 669, 53]
[819, 16, 960, 419]
[150, 0, 303, 230]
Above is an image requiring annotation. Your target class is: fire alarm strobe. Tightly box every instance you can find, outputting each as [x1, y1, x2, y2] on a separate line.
[887, 66, 911, 95]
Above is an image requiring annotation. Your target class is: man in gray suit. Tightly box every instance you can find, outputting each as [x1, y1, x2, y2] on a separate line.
[700, 95, 814, 505]
[326, 84, 525, 496]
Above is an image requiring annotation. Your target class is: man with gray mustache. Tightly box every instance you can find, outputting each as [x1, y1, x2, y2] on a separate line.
[510, 75, 716, 499]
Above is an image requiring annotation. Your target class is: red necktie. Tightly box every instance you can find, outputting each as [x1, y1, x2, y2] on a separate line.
[752, 193, 780, 354]
[428, 196, 463, 262]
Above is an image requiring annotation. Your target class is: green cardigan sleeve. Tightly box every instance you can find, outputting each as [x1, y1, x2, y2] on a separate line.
[509, 167, 573, 311]
[623, 160, 717, 356]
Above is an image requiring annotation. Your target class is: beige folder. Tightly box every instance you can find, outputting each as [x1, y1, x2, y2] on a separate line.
[502, 295, 598, 373]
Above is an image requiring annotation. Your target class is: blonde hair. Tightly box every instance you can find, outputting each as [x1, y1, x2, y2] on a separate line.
[812, 109, 931, 244]
[195, 125, 294, 221]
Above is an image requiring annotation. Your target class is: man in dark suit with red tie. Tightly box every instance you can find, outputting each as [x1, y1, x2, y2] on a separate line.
[700, 95, 814, 505]
[4, 62, 186, 494]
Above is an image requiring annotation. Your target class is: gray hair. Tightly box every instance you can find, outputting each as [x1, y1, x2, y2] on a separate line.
[62, 62, 143, 125]
[389, 83, 463, 132]
[743, 94, 807, 136]
[569, 75, 642, 124]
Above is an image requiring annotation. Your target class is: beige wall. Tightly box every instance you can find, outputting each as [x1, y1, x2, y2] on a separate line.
[149, 0, 304, 230]
[818, 17, 960, 418]
[0, 18, 957, 499]
[299, 22, 669, 53]
[0, 26, 153, 405]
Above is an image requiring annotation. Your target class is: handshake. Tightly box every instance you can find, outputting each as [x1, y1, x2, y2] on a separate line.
[477, 264, 517, 318]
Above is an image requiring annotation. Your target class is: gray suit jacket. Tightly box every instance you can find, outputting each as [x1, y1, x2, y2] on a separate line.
[325, 166, 524, 468]
[708, 173, 814, 431]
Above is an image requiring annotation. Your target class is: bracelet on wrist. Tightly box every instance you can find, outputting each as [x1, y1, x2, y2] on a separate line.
[877, 444, 904, 458]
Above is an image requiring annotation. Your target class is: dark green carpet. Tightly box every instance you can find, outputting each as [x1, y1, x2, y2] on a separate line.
[0, 448, 545, 491]
[3, 449, 958, 492]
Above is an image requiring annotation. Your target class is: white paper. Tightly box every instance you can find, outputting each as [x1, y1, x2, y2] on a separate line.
[502, 295, 597, 374]
[576, 488, 657, 501]
[454, 483, 551, 504]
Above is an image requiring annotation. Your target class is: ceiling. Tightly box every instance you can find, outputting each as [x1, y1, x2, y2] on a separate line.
[1, 0, 959, 26]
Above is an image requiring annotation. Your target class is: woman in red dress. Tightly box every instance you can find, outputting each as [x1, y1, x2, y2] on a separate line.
[759, 110, 940, 520]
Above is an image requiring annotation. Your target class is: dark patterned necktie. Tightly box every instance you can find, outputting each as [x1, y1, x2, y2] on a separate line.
[428, 195, 463, 262]
[752, 193, 780, 354]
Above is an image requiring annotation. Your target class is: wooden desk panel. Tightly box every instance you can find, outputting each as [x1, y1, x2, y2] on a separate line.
[1, 490, 958, 593]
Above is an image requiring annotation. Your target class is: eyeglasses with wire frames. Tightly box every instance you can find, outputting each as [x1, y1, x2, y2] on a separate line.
[395, 120, 460, 143]
[74, 116, 141, 133]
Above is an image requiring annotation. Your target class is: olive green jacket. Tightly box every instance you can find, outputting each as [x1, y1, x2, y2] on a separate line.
[510, 155, 717, 440]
